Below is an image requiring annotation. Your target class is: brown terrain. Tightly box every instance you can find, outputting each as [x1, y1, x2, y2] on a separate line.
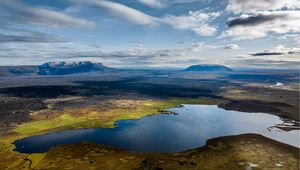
[0, 70, 299, 169]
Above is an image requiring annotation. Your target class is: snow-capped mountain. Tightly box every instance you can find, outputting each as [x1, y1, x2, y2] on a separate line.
[38, 61, 111, 75]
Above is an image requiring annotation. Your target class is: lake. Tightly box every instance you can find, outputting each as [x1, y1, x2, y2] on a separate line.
[14, 105, 300, 153]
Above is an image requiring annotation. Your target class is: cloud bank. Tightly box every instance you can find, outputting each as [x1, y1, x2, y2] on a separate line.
[78, 0, 157, 26]
[77, 0, 221, 36]
[226, 0, 300, 14]
[0, 0, 95, 28]
[222, 11, 300, 39]
[251, 45, 300, 56]
[163, 11, 221, 36]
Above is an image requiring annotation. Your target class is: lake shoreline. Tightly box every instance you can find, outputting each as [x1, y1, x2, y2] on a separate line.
[13, 104, 299, 154]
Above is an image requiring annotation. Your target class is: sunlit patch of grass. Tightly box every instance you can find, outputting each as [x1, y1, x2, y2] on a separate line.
[27, 153, 46, 168]
[14, 114, 90, 135]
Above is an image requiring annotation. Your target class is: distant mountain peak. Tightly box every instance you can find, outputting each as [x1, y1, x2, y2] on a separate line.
[40, 61, 104, 68]
[38, 61, 110, 75]
[184, 64, 233, 72]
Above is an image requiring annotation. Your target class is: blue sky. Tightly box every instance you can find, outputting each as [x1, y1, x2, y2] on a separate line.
[0, 0, 299, 68]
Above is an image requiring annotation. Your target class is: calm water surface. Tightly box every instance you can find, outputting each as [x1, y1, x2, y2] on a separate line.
[14, 105, 300, 153]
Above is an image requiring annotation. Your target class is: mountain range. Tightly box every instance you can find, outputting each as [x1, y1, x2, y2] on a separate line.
[0, 61, 233, 76]
[38, 61, 111, 75]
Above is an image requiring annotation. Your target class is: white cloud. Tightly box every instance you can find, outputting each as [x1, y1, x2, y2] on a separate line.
[226, 0, 300, 14]
[225, 44, 240, 49]
[273, 44, 300, 54]
[188, 42, 217, 51]
[136, 0, 211, 8]
[80, 0, 157, 26]
[294, 35, 300, 44]
[124, 41, 216, 57]
[0, 41, 216, 64]
[222, 11, 300, 40]
[251, 44, 300, 56]
[0, 0, 95, 28]
[131, 42, 144, 48]
[136, 0, 167, 9]
[276, 34, 300, 44]
[1, 41, 298, 68]
[172, 0, 210, 4]
[163, 11, 221, 36]
[77, 0, 221, 36]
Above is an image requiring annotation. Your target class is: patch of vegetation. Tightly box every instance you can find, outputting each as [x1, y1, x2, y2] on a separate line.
[27, 153, 46, 168]
[14, 114, 90, 135]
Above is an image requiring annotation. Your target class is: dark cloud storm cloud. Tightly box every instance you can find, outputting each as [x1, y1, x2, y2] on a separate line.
[227, 13, 286, 27]
[251, 52, 284, 56]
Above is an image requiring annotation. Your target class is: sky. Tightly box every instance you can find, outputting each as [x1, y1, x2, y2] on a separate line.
[0, 0, 299, 68]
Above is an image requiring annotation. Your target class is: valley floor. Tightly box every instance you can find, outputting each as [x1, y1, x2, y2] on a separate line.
[0, 71, 299, 169]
